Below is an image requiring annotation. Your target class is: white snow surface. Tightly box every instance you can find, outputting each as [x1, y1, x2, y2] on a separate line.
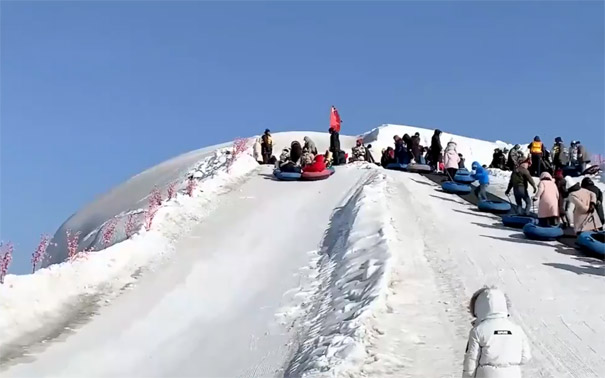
[1, 126, 604, 378]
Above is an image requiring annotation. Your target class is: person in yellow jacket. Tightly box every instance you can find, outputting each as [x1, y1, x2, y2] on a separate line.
[528, 136, 545, 177]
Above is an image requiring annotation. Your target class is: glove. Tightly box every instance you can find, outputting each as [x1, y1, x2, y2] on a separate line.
[588, 202, 596, 214]
[505, 190, 510, 196]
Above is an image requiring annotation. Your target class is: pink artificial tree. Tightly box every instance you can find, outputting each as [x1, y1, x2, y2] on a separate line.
[227, 138, 250, 172]
[167, 182, 176, 201]
[186, 176, 197, 197]
[31, 234, 51, 273]
[103, 218, 118, 247]
[125, 213, 137, 239]
[1, 242, 14, 284]
[145, 188, 161, 231]
[66, 230, 81, 261]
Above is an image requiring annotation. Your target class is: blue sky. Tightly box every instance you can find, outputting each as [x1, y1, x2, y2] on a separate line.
[1, 1, 603, 273]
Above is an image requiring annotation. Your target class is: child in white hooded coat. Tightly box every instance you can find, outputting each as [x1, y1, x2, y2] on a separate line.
[463, 287, 531, 378]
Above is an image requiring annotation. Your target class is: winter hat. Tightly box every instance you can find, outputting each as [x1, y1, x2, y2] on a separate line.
[265, 129, 270, 134]
[414, 132, 420, 137]
[435, 129, 442, 135]
[565, 176, 575, 190]
[534, 136, 541, 142]
[581, 177, 594, 188]
[554, 169, 564, 179]
[555, 137, 562, 143]
[471, 161, 480, 170]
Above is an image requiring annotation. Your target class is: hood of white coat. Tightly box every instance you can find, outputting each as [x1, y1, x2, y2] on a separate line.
[473, 288, 509, 322]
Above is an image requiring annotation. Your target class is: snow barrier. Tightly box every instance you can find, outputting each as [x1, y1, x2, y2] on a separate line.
[523, 223, 564, 241]
[576, 231, 605, 257]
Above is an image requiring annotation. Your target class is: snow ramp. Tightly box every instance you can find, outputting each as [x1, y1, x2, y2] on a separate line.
[1, 164, 394, 378]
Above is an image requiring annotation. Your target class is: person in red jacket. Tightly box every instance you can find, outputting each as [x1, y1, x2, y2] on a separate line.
[303, 154, 327, 173]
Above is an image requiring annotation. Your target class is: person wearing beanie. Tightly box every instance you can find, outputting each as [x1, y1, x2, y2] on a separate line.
[551, 137, 568, 169]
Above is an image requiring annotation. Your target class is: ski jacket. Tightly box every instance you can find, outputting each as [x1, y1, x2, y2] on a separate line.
[463, 288, 531, 378]
[444, 149, 460, 169]
[329, 131, 341, 154]
[569, 188, 602, 233]
[535, 172, 559, 218]
[303, 136, 318, 155]
[431, 130, 443, 154]
[529, 141, 543, 155]
[471, 162, 490, 185]
[507, 167, 536, 192]
[303, 155, 326, 173]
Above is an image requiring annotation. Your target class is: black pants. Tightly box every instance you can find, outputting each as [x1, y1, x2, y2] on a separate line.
[446, 168, 458, 181]
[513, 186, 531, 215]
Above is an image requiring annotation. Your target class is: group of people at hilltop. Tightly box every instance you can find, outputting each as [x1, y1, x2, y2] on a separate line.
[489, 136, 591, 177]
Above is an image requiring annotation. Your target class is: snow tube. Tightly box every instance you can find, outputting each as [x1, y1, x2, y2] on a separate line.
[477, 200, 511, 214]
[301, 170, 331, 181]
[407, 163, 432, 173]
[522, 223, 564, 241]
[273, 170, 302, 181]
[576, 231, 605, 257]
[454, 173, 475, 184]
[502, 215, 537, 229]
[327, 166, 335, 175]
[385, 163, 408, 171]
[441, 181, 472, 194]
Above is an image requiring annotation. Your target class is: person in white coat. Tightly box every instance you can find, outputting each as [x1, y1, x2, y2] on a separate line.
[463, 287, 531, 378]
[253, 138, 263, 164]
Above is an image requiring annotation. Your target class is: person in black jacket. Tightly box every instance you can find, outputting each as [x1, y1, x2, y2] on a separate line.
[430, 129, 443, 170]
[581, 177, 604, 224]
[290, 141, 303, 164]
[411, 132, 422, 162]
[329, 127, 341, 165]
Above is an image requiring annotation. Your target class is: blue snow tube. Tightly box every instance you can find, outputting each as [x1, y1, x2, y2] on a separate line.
[576, 231, 605, 257]
[273, 170, 302, 181]
[441, 181, 472, 194]
[385, 163, 408, 171]
[522, 223, 564, 241]
[454, 169, 475, 184]
[502, 215, 537, 229]
[478, 200, 511, 214]
[407, 163, 432, 173]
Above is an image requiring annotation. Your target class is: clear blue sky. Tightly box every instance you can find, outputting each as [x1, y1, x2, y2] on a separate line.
[1, 1, 603, 273]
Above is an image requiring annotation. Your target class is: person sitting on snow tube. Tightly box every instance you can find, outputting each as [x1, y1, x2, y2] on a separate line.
[381, 147, 397, 168]
[443, 141, 460, 181]
[303, 154, 327, 173]
[533, 172, 559, 227]
[277, 147, 301, 173]
[290, 141, 303, 165]
[394, 135, 411, 165]
[300, 150, 315, 168]
[303, 136, 318, 156]
[569, 180, 603, 235]
[471, 162, 489, 201]
[350, 138, 367, 162]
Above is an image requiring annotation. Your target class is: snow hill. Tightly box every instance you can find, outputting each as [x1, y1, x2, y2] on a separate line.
[1, 124, 604, 378]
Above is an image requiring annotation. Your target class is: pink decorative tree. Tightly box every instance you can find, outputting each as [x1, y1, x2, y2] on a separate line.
[66, 230, 81, 260]
[186, 177, 197, 197]
[145, 188, 161, 231]
[167, 182, 176, 201]
[125, 213, 137, 239]
[227, 138, 249, 172]
[31, 234, 51, 273]
[1, 242, 14, 284]
[103, 218, 118, 247]
[151, 186, 162, 206]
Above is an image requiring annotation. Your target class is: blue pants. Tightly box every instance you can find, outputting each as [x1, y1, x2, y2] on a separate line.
[475, 183, 488, 201]
[513, 186, 531, 215]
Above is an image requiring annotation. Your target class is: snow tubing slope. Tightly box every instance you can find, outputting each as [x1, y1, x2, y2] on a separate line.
[478, 200, 511, 213]
[441, 181, 472, 194]
[502, 215, 537, 229]
[385, 163, 408, 171]
[274, 170, 302, 181]
[576, 231, 605, 257]
[523, 223, 564, 241]
[407, 163, 432, 173]
[301, 170, 332, 181]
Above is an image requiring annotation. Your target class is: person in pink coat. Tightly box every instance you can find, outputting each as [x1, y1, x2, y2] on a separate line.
[443, 141, 461, 180]
[533, 172, 559, 227]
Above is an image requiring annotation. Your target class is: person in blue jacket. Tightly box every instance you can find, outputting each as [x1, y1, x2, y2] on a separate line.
[471, 161, 490, 201]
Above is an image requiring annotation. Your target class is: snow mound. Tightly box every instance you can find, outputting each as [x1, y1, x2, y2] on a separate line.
[0, 149, 259, 360]
[285, 168, 395, 377]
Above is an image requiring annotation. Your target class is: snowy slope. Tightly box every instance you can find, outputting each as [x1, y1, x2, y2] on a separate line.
[1, 126, 604, 378]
